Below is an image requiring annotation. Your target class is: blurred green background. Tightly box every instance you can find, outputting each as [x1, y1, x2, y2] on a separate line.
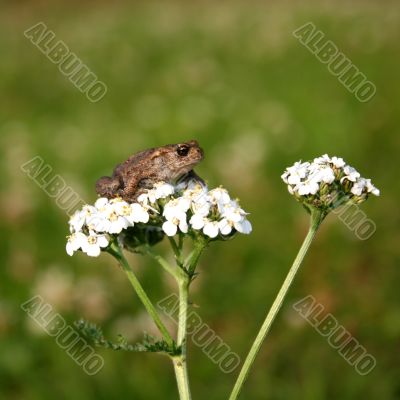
[1, 1, 399, 399]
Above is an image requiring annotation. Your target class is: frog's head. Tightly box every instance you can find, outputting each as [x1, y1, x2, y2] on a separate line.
[161, 140, 204, 179]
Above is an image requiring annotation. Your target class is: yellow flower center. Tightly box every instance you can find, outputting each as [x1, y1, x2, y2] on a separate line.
[88, 236, 97, 245]
[109, 212, 118, 221]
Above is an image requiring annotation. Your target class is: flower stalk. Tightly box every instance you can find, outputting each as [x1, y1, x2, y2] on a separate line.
[186, 236, 208, 278]
[173, 271, 192, 400]
[170, 236, 206, 399]
[229, 208, 325, 400]
[108, 242, 174, 348]
[142, 245, 181, 280]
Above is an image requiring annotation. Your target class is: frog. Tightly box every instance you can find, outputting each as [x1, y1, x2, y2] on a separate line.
[95, 140, 204, 202]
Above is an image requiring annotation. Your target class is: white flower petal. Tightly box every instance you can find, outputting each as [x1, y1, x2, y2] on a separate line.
[86, 213, 109, 232]
[84, 244, 101, 257]
[203, 221, 219, 238]
[66, 241, 75, 256]
[137, 193, 149, 204]
[191, 200, 210, 217]
[129, 203, 150, 223]
[66, 232, 87, 256]
[108, 217, 129, 234]
[95, 197, 109, 209]
[177, 197, 191, 211]
[221, 203, 244, 223]
[190, 214, 205, 230]
[162, 221, 178, 236]
[342, 166, 361, 182]
[154, 182, 175, 199]
[68, 210, 86, 233]
[331, 156, 345, 168]
[178, 220, 188, 234]
[97, 235, 109, 248]
[235, 219, 252, 234]
[218, 219, 232, 235]
[208, 188, 231, 206]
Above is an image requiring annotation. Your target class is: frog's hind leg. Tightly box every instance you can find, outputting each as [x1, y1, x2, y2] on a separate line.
[119, 176, 142, 203]
[95, 176, 122, 199]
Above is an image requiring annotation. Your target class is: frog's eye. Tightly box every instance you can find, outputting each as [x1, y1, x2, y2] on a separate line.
[177, 145, 190, 157]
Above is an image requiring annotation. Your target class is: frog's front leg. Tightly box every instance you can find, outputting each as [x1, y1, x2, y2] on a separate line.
[177, 170, 205, 186]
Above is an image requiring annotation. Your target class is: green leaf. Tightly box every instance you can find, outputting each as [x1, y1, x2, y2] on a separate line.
[74, 319, 179, 355]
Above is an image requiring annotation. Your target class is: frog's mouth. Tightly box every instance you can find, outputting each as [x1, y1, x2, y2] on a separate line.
[196, 146, 205, 161]
[188, 145, 204, 164]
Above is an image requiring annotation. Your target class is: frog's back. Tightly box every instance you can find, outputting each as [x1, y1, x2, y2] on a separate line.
[113, 148, 158, 177]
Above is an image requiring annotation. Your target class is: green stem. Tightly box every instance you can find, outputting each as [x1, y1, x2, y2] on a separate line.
[177, 274, 190, 347]
[178, 233, 184, 252]
[108, 243, 174, 348]
[171, 236, 207, 399]
[185, 237, 207, 277]
[143, 245, 180, 280]
[168, 236, 182, 265]
[167, 234, 195, 400]
[168, 235, 207, 400]
[229, 209, 325, 400]
[173, 273, 191, 400]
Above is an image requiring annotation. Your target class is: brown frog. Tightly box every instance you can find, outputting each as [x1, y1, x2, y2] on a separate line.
[95, 140, 204, 202]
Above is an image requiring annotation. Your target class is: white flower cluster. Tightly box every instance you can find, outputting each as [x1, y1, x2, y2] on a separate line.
[281, 154, 380, 208]
[162, 182, 252, 238]
[66, 197, 150, 257]
[66, 181, 252, 257]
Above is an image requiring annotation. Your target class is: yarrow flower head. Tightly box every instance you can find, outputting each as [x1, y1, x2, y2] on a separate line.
[66, 179, 252, 258]
[281, 154, 380, 214]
